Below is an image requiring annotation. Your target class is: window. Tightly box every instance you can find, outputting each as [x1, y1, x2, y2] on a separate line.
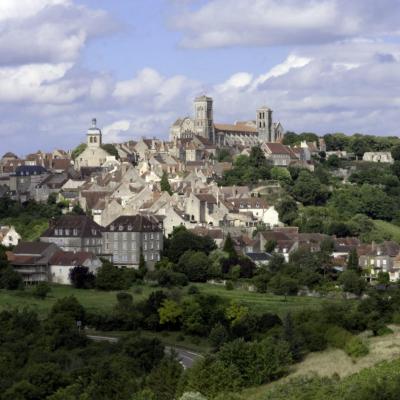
[114, 242, 118, 251]
[110, 225, 115, 231]
[144, 254, 148, 261]
[144, 233, 147, 241]
[150, 242, 154, 249]
[150, 253, 154, 261]
[128, 225, 132, 231]
[150, 233, 154, 239]
[73, 229, 78, 236]
[119, 225, 123, 231]
[122, 242, 127, 250]
[132, 242, 137, 250]
[65, 229, 70, 236]
[144, 243, 148, 251]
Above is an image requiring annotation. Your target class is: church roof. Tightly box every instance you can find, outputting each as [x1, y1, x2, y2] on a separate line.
[214, 123, 257, 134]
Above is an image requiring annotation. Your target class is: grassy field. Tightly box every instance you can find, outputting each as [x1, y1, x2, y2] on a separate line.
[194, 283, 339, 316]
[242, 325, 400, 400]
[0, 283, 335, 318]
[0, 285, 154, 317]
[374, 220, 400, 243]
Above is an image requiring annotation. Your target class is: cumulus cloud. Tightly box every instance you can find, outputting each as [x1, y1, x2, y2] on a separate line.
[210, 41, 400, 135]
[0, 0, 116, 66]
[172, 0, 400, 48]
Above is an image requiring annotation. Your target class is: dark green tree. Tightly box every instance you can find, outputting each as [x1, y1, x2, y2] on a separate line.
[347, 248, 359, 271]
[160, 171, 172, 195]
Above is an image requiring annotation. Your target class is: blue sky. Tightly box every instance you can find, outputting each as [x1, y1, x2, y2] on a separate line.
[0, 0, 399, 155]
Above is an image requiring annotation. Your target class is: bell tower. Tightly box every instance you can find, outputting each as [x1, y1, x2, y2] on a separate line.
[87, 118, 102, 148]
[194, 95, 214, 143]
[257, 106, 273, 142]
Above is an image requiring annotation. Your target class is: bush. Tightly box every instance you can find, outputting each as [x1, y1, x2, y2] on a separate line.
[0, 266, 23, 290]
[69, 266, 95, 289]
[344, 337, 369, 358]
[325, 326, 353, 349]
[225, 281, 234, 291]
[33, 282, 51, 299]
[377, 326, 394, 336]
[188, 285, 200, 295]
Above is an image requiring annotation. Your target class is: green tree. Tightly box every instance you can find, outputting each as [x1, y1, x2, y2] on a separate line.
[71, 143, 87, 160]
[69, 266, 95, 289]
[95, 260, 130, 290]
[391, 144, 400, 161]
[160, 171, 172, 195]
[223, 233, 237, 259]
[276, 197, 298, 225]
[177, 251, 210, 282]
[291, 171, 329, 206]
[269, 274, 299, 300]
[347, 248, 359, 271]
[265, 239, 277, 253]
[146, 354, 183, 400]
[338, 270, 365, 296]
[159, 299, 183, 326]
[33, 281, 51, 299]
[101, 143, 120, 159]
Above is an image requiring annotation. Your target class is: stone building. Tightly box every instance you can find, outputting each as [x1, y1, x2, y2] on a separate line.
[40, 215, 104, 255]
[170, 96, 284, 146]
[103, 215, 163, 269]
[74, 119, 112, 170]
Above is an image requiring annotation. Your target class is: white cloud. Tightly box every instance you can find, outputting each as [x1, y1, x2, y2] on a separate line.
[103, 120, 131, 142]
[0, 0, 115, 66]
[172, 0, 400, 48]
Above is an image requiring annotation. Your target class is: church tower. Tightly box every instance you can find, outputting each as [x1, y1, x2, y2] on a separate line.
[87, 118, 102, 148]
[194, 95, 214, 143]
[257, 106, 273, 142]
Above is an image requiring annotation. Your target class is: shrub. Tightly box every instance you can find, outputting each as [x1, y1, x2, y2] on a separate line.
[344, 337, 369, 358]
[325, 326, 353, 349]
[377, 326, 394, 336]
[225, 281, 234, 290]
[188, 285, 200, 295]
[33, 282, 51, 299]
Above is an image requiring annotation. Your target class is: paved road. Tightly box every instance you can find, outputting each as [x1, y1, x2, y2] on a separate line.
[87, 335, 203, 369]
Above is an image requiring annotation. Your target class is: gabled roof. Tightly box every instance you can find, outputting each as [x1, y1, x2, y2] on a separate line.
[50, 250, 97, 266]
[105, 215, 162, 232]
[214, 123, 257, 134]
[13, 241, 56, 256]
[41, 215, 103, 238]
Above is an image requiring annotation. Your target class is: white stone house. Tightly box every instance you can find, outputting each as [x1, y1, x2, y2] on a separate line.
[0, 226, 21, 247]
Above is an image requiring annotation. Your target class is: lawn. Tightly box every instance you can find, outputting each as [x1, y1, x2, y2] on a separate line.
[0, 284, 154, 317]
[0, 283, 333, 318]
[374, 220, 400, 243]
[194, 283, 338, 317]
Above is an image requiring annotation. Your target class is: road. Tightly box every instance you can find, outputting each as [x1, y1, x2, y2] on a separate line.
[87, 334, 203, 369]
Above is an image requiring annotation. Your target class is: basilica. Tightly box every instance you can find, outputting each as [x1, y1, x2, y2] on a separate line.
[170, 96, 284, 147]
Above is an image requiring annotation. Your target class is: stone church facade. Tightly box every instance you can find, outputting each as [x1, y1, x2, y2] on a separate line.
[170, 96, 284, 146]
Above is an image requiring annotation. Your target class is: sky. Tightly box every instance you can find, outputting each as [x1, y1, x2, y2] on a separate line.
[1, 0, 400, 155]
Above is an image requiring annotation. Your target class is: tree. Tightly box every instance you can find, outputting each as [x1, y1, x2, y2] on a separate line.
[326, 154, 340, 168]
[177, 251, 209, 282]
[270, 167, 292, 184]
[160, 171, 172, 195]
[391, 144, 400, 161]
[101, 143, 120, 159]
[338, 270, 365, 296]
[265, 240, 277, 253]
[33, 282, 51, 299]
[95, 260, 130, 290]
[276, 197, 298, 225]
[50, 295, 86, 322]
[269, 274, 299, 300]
[209, 323, 229, 350]
[291, 171, 329, 206]
[0, 266, 23, 289]
[71, 143, 87, 160]
[69, 266, 95, 289]
[225, 302, 249, 326]
[158, 299, 183, 326]
[223, 233, 237, 259]
[138, 251, 147, 279]
[347, 248, 359, 271]
[146, 355, 183, 400]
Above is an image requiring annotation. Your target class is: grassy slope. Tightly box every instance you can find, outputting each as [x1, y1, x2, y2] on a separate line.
[243, 325, 400, 400]
[374, 220, 400, 243]
[0, 283, 333, 318]
[194, 283, 339, 316]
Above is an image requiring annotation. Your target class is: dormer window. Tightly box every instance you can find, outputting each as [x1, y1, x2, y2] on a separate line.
[110, 225, 115, 231]
[73, 229, 78, 236]
[119, 225, 123, 231]
[128, 225, 132, 231]
[91, 229, 97, 236]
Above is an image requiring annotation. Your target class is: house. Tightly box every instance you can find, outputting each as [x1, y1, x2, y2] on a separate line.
[0, 226, 21, 247]
[40, 215, 104, 255]
[227, 197, 281, 227]
[189, 226, 224, 247]
[359, 241, 400, 281]
[7, 242, 60, 284]
[9, 165, 48, 202]
[103, 215, 163, 269]
[363, 152, 394, 164]
[254, 229, 299, 261]
[262, 143, 297, 167]
[186, 192, 218, 224]
[49, 250, 102, 285]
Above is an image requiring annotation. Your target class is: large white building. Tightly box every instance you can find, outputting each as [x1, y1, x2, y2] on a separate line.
[170, 96, 284, 146]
